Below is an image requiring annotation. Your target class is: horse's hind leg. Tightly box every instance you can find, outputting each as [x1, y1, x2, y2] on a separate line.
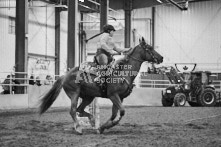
[77, 97, 95, 127]
[65, 91, 82, 134]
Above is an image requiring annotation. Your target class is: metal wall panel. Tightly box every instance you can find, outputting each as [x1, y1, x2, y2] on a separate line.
[59, 11, 68, 75]
[155, 0, 221, 72]
[28, 1, 55, 57]
[0, 0, 16, 79]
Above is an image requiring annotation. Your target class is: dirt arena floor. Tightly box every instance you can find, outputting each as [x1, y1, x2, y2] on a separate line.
[0, 106, 221, 147]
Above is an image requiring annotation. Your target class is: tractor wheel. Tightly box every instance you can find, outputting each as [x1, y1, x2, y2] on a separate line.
[215, 102, 221, 107]
[188, 101, 200, 107]
[162, 95, 173, 107]
[174, 93, 186, 107]
[197, 89, 217, 107]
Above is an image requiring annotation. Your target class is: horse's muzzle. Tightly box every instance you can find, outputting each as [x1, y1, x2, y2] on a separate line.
[157, 57, 163, 64]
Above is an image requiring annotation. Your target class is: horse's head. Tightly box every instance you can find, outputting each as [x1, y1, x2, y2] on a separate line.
[135, 37, 163, 64]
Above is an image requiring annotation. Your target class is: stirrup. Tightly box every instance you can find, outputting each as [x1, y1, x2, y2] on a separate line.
[94, 75, 101, 82]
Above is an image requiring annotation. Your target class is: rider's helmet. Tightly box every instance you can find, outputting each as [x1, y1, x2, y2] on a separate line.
[103, 24, 116, 33]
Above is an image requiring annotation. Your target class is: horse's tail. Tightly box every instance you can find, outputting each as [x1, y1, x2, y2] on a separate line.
[39, 76, 65, 115]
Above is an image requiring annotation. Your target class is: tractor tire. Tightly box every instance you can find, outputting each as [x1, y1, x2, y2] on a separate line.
[174, 93, 186, 107]
[197, 89, 217, 107]
[215, 102, 221, 107]
[188, 101, 200, 107]
[162, 95, 173, 107]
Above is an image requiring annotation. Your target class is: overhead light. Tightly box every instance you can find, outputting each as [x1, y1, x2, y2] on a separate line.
[167, 0, 188, 11]
[79, 0, 85, 2]
[184, 0, 189, 9]
[156, 0, 163, 3]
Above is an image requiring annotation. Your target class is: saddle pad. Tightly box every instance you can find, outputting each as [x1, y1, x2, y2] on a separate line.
[79, 62, 98, 75]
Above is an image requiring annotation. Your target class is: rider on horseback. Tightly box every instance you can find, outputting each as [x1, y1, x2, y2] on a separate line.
[94, 24, 130, 83]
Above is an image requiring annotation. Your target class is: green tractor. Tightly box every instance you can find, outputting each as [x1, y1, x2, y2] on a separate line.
[161, 66, 219, 107]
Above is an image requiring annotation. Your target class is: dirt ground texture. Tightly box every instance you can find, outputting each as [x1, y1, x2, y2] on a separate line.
[0, 106, 221, 147]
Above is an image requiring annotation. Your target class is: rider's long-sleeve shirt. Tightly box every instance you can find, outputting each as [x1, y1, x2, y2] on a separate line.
[97, 33, 124, 54]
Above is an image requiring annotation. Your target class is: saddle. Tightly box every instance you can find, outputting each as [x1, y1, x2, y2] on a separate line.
[79, 50, 114, 96]
[79, 62, 98, 76]
[95, 48, 114, 64]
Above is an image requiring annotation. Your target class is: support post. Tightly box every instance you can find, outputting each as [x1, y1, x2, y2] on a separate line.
[15, 0, 28, 94]
[124, 0, 132, 48]
[100, 0, 108, 32]
[79, 13, 86, 63]
[67, 0, 78, 69]
[151, 7, 155, 47]
[55, 8, 60, 78]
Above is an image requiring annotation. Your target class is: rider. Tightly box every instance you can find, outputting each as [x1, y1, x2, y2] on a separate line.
[94, 24, 130, 83]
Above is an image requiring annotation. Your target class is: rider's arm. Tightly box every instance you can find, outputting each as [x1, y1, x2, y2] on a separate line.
[113, 44, 130, 53]
[113, 46, 126, 53]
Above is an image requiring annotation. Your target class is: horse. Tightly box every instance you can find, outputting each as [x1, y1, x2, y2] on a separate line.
[39, 37, 163, 134]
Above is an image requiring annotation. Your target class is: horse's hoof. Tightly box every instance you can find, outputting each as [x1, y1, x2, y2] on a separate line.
[97, 127, 104, 134]
[89, 118, 95, 127]
[75, 126, 83, 135]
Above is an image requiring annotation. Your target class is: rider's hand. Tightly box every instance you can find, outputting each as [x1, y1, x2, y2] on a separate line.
[122, 48, 131, 54]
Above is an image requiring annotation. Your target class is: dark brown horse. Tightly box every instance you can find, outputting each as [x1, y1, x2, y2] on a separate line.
[39, 38, 163, 134]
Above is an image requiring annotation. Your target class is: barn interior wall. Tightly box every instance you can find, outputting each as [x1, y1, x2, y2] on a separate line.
[0, 0, 16, 80]
[155, 0, 221, 72]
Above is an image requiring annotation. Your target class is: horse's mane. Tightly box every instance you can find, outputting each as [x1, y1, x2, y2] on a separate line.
[114, 47, 136, 70]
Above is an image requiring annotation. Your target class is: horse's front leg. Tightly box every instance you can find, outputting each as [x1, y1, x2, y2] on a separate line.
[98, 93, 125, 134]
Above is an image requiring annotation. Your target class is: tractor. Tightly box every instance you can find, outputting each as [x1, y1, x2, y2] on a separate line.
[160, 66, 219, 107]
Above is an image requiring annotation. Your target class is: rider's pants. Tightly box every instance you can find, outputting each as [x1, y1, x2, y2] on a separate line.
[96, 53, 108, 65]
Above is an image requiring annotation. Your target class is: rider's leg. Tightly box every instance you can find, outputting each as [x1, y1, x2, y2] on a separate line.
[96, 53, 108, 65]
[94, 54, 108, 82]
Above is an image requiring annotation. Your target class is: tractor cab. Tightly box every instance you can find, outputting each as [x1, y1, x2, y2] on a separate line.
[189, 71, 215, 88]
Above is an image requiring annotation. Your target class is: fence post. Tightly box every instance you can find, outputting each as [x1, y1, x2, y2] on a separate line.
[94, 97, 100, 129]
[24, 73, 27, 94]
[77, 98, 100, 130]
[10, 72, 13, 94]
[220, 81, 221, 90]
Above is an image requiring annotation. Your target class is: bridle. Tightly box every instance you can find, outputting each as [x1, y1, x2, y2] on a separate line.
[127, 44, 159, 63]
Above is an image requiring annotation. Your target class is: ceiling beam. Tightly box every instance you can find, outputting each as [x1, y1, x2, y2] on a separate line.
[167, 0, 188, 10]
[87, 0, 119, 13]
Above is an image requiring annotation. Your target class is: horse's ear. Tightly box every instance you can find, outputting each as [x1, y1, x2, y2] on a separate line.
[142, 37, 145, 43]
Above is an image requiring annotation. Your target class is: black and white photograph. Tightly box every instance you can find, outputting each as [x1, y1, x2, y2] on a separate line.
[0, 0, 221, 146]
